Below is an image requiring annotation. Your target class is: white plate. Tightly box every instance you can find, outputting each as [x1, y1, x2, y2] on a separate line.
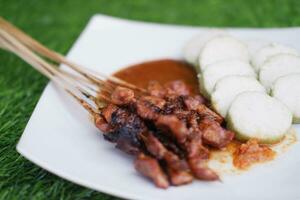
[17, 14, 300, 200]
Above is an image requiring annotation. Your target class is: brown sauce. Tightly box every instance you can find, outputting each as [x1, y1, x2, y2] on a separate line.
[113, 59, 280, 171]
[113, 59, 199, 94]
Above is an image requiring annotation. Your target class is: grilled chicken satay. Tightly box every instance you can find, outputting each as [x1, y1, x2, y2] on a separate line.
[95, 80, 235, 186]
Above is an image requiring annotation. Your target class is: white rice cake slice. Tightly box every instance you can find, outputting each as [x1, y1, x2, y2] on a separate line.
[252, 43, 299, 72]
[211, 75, 265, 117]
[245, 38, 270, 58]
[227, 91, 292, 144]
[183, 30, 228, 68]
[198, 36, 249, 72]
[259, 54, 300, 92]
[200, 60, 256, 97]
[271, 73, 300, 123]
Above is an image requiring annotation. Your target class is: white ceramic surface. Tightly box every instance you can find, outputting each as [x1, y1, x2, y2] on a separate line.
[17, 14, 300, 200]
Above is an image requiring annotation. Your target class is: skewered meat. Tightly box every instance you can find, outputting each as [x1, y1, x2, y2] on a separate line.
[197, 104, 224, 124]
[164, 80, 191, 96]
[163, 96, 186, 114]
[156, 115, 189, 144]
[188, 156, 219, 181]
[141, 132, 167, 159]
[148, 81, 166, 98]
[111, 86, 135, 105]
[136, 98, 160, 120]
[200, 119, 235, 148]
[183, 95, 206, 110]
[141, 132, 193, 185]
[163, 151, 193, 185]
[103, 107, 145, 155]
[186, 111, 200, 129]
[152, 129, 185, 159]
[140, 96, 166, 109]
[94, 114, 110, 132]
[185, 132, 219, 180]
[148, 80, 191, 98]
[102, 104, 118, 123]
[95, 80, 235, 188]
[134, 153, 169, 189]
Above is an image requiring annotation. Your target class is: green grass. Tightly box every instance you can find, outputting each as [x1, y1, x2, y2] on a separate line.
[0, 0, 300, 199]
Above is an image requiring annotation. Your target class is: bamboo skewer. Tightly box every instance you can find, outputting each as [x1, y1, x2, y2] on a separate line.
[0, 17, 150, 114]
[0, 28, 108, 114]
[0, 17, 147, 94]
[0, 18, 115, 94]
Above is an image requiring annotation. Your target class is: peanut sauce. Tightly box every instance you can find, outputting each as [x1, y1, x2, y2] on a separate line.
[113, 59, 279, 171]
[113, 59, 199, 94]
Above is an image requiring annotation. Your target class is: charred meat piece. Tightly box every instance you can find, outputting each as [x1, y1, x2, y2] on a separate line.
[183, 95, 206, 110]
[94, 114, 111, 132]
[156, 115, 189, 144]
[136, 98, 160, 120]
[104, 108, 146, 155]
[115, 136, 141, 155]
[163, 151, 193, 185]
[152, 129, 186, 159]
[188, 156, 219, 181]
[185, 132, 219, 181]
[164, 80, 190, 96]
[185, 132, 208, 159]
[147, 81, 166, 98]
[141, 132, 193, 185]
[194, 95, 206, 105]
[105, 126, 141, 155]
[141, 132, 167, 159]
[173, 110, 190, 124]
[134, 153, 169, 189]
[140, 96, 166, 109]
[196, 104, 223, 124]
[199, 119, 235, 149]
[186, 111, 201, 129]
[111, 86, 135, 105]
[109, 107, 135, 128]
[163, 96, 186, 115]
[102, 104, 118, 123]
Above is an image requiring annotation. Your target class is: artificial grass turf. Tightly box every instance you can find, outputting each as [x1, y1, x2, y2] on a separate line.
[0, 0, 300, 199]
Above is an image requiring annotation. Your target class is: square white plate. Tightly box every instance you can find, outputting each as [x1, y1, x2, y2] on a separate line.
[17, 14, 300, 200]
